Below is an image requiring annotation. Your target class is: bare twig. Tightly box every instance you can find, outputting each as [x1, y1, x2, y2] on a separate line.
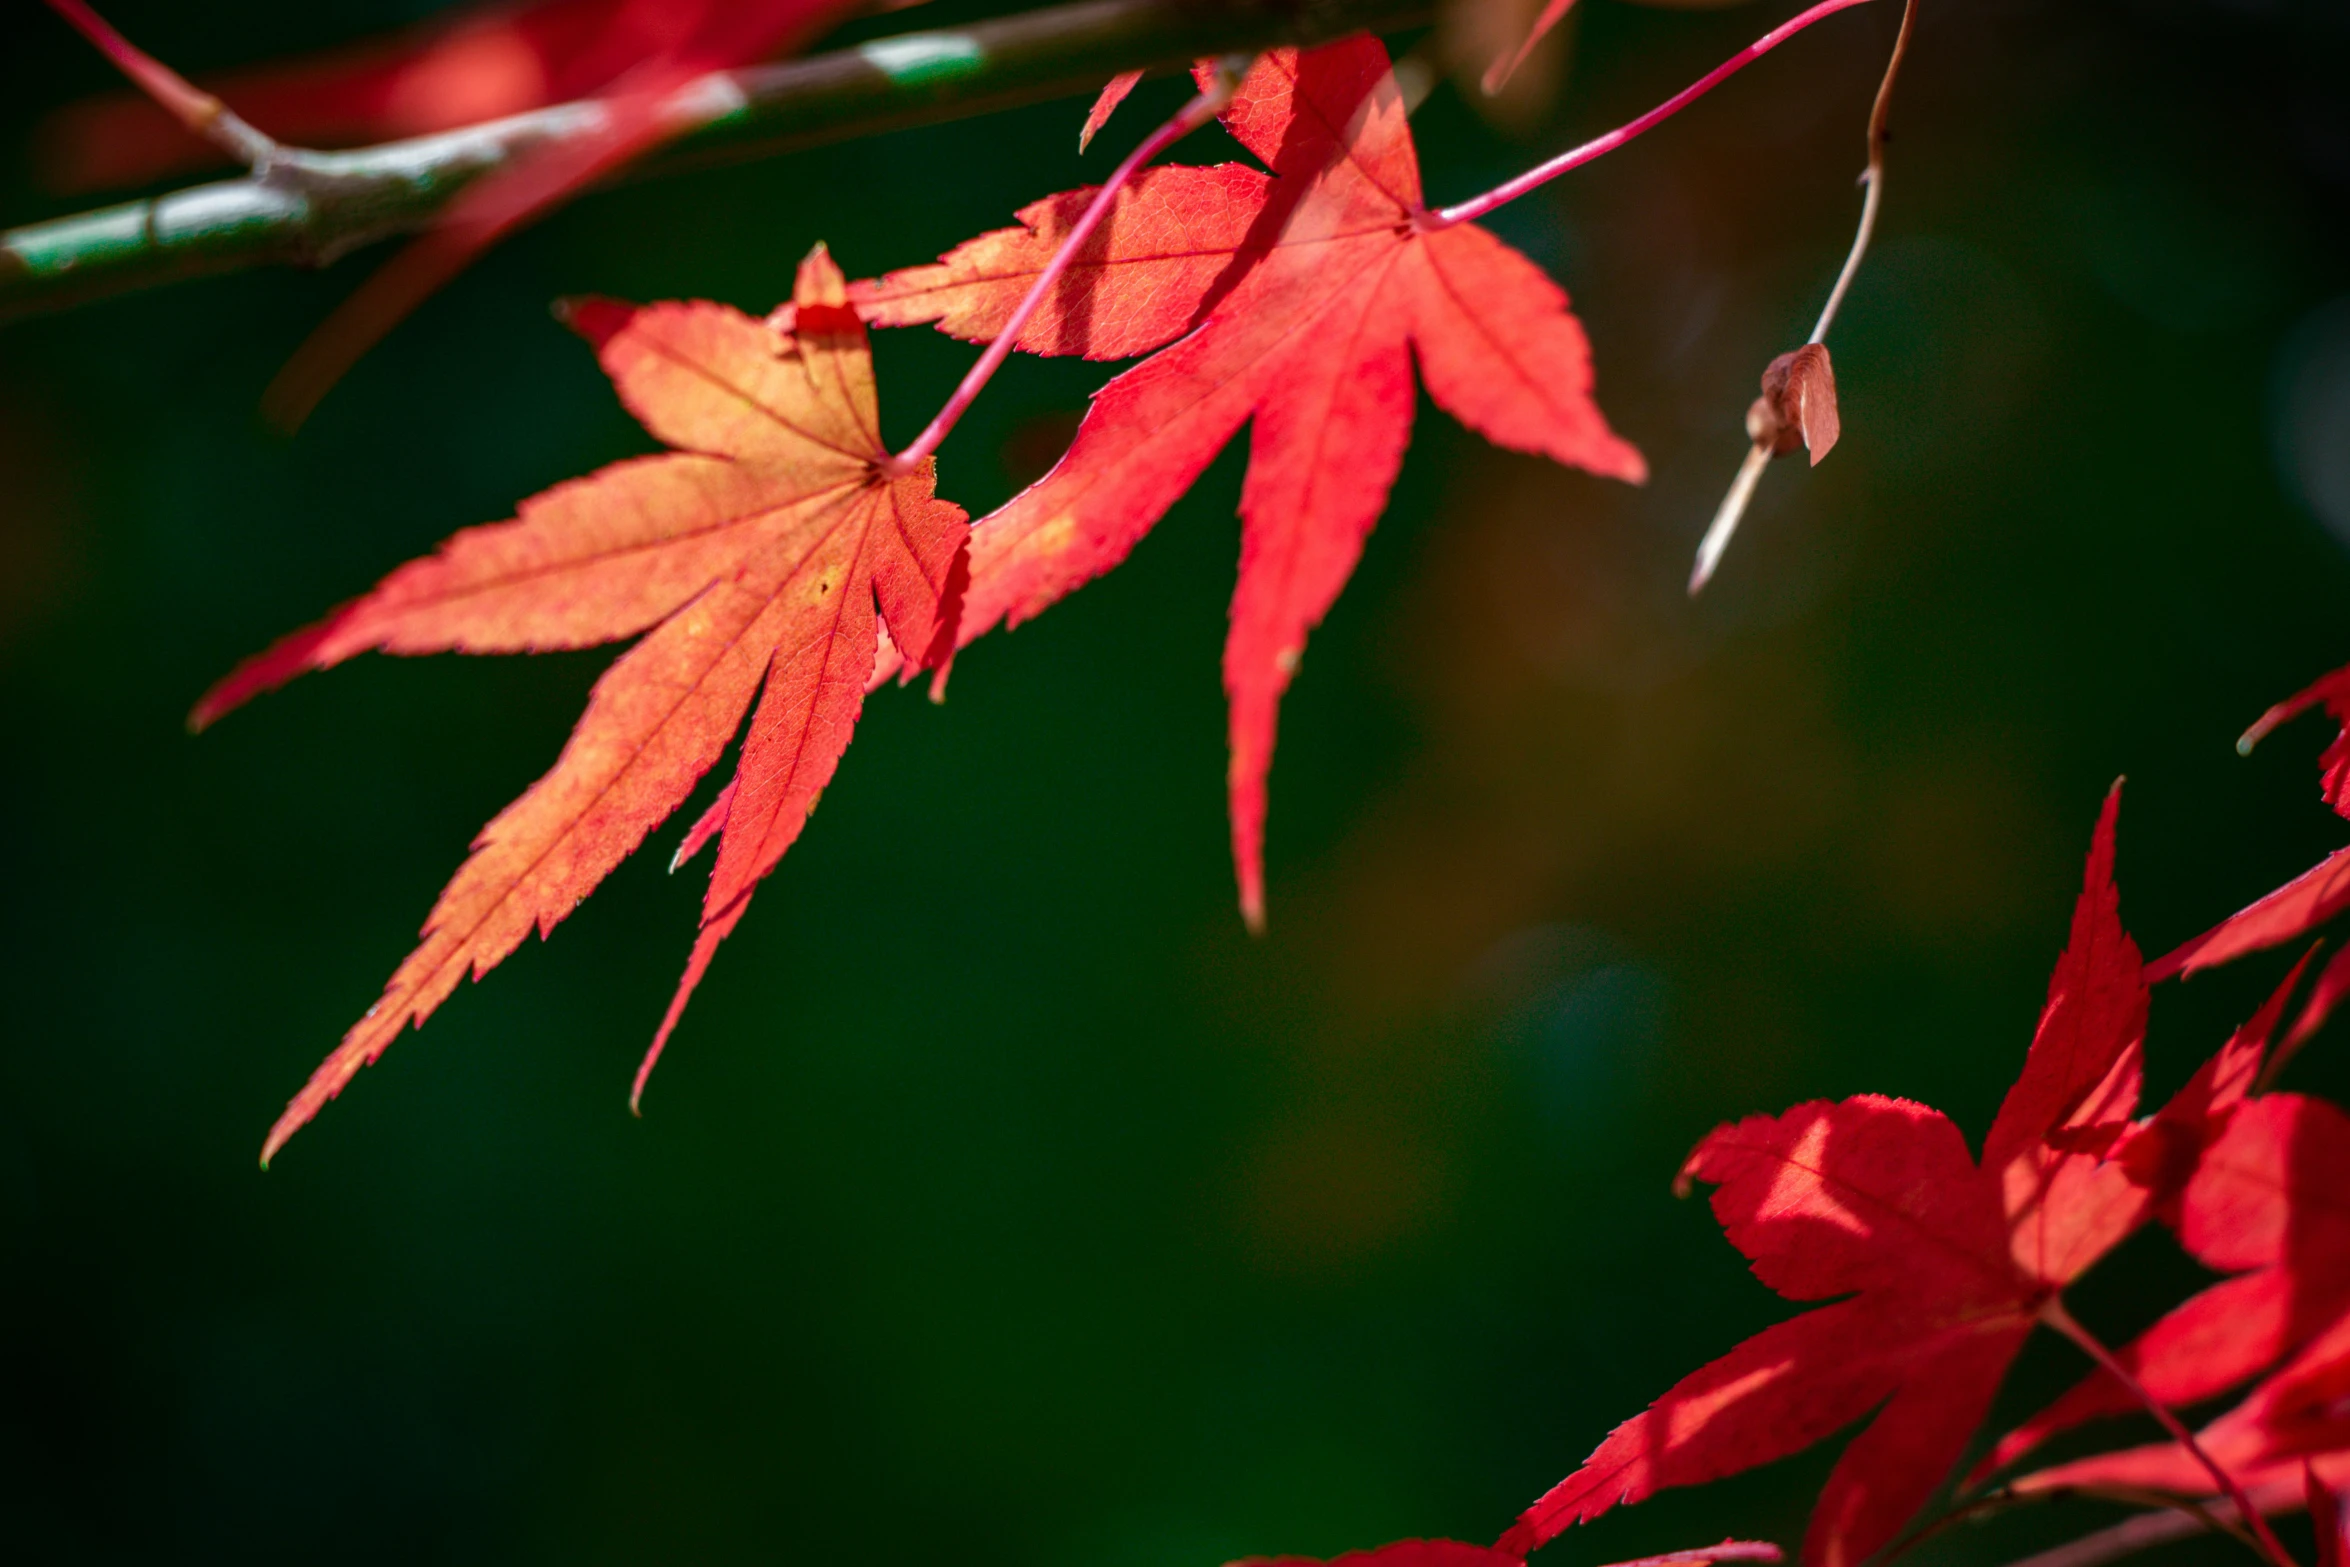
[1808, 0, 1916, 342]
[1691, 441, 1775, 592]
[1688, 0, 1917, 596]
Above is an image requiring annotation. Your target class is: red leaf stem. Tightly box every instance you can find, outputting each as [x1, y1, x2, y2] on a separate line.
[1988, 1500, 2277, 1567]
[883, 56, 1248, 475]
[2041, 1297, 2303, 1567]
[1423, 0, 1880, 233]
[42, 0, 277, 164]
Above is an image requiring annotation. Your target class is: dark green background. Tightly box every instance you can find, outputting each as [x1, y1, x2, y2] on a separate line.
[5, 0, 2350, 1560]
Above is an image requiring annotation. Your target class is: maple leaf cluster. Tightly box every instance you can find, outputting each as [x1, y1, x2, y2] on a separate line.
[143, 8, 2350, 1566]
[1963, 658, 2350, 1514]
[203, 38, 1640, 1161]
[1244, 761, 2350, 1567]
[1476, 649, 2350, 1567]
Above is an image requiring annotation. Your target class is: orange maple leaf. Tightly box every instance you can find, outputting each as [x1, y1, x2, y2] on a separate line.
[196, 245, 967, 1163]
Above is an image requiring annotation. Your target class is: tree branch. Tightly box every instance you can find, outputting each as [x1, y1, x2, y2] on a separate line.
[1, 0, 1426, 323]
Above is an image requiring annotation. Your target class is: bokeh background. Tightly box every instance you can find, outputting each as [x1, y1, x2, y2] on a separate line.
[5, 0, 2350, 1560]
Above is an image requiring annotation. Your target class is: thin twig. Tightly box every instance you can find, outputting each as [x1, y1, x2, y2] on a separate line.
[884, 54, 1249, 474]
[2060, 1485, 2270, 1559]
[1594, 1541, 1784, 1567]
[1691, 441, 1773, 593]
[1419, 0, 1880, 232]
[1808, 0, 1916, 341]
[1878, 1479, 2042, 1565]
[1988, 1477, 2325, 1567]
[41, 0, 279, 167]
[1997, 1510, 2226, 1567]
[1687, 0, 1915, 596]
[1885, 1478, 2263, 1567]
[2042, 1298, 2303, 1567]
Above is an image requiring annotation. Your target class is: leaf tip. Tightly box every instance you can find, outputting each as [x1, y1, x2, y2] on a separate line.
[2094, 775, 2125, 851]
[1079, 70, 1143, 154]
[554, 294, 637, 351]
[794, 242, 850, 308]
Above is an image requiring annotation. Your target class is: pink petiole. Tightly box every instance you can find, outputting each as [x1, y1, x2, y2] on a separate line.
[884, 58, 1249, 476]
[43, 0, 280, 166]
[1420, 0, 1881, 232]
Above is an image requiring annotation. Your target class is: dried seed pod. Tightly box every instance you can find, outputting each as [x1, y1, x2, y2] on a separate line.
[1746, 342, 1840, 464]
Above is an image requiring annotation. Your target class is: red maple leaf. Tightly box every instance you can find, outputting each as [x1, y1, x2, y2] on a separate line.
[1992, 1080, 2350, 1481]
[2275, 942, 2350, 1081]
[2155, 851, 2350, 988]
[1974, 950, 2340, 1473]
[194, 246, 967, 1163]
[2012, 1304, 2350, 1502]
[2251, 665, 2350, 818]
[1498, 786, 2189, 1567]
[841, 39, 1643, 928]
[2154, 661, 2350, 982]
